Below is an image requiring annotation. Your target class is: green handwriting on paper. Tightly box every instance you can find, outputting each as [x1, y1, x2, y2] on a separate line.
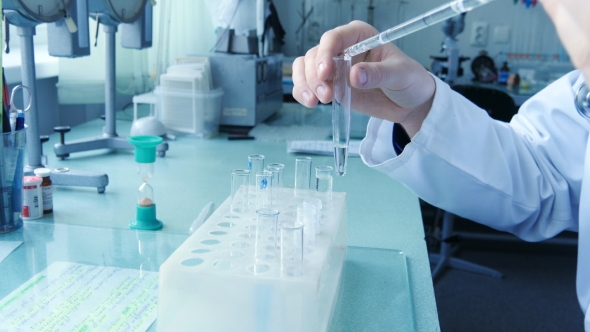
[0, 274, 46, 312]
[0, 262, 159, 332]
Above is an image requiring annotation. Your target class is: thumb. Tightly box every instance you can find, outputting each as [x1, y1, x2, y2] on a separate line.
[350, 60, 403, 90]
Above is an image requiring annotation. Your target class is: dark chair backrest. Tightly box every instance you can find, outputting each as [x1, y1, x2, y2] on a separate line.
[451, 85, 517, 123]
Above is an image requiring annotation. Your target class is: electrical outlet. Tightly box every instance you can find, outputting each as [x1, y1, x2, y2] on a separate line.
[470, 21, 489, 47]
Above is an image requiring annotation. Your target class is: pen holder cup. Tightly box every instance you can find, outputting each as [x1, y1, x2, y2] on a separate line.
[0, 128, 26, 233]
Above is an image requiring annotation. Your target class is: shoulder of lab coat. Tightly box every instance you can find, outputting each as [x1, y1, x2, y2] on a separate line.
[360, 71, 590, 241]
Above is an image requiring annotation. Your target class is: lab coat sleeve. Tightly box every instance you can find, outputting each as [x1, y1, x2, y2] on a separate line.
[360, 72, 590, 241]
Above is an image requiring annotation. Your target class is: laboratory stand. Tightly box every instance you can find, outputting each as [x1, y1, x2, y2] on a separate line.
[52, 1, 167, 159]
[52, 23, 169, 159]
[3, 9, 109, 193]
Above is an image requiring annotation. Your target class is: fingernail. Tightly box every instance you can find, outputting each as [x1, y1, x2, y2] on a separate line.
[359, 68, 368, 85]
[302, 91, 311, 104]
[317, 85, 327, 99]
[318, 63, 326, 74]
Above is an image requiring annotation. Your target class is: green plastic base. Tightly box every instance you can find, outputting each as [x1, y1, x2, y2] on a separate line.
[130, 204, 163, 230]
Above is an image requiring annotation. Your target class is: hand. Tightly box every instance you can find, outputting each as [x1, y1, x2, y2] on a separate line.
[539, 0, 590, 81]
[291, 21, 436, 137]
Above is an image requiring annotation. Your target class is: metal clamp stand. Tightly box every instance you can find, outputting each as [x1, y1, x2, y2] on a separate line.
[53, 24, 168, 158]
[5, 14, 109, 193]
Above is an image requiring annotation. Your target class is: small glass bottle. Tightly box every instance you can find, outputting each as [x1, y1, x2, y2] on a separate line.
[498, 61, 510, 85]
[34, 168, 53, 214]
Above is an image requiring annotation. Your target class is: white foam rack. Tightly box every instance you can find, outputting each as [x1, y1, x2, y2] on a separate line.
[157, 188, 347, 332]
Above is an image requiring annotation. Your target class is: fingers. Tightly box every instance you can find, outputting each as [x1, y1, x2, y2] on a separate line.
[292, 21, 381, 108]
[304, 47, 333, 103]
[316, 21, 380, 81]
[292, 45, 334, 106]
[292, 55, 318, 108]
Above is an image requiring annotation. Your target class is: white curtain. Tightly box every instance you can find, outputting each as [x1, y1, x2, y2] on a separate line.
[57, 0, 217, 105]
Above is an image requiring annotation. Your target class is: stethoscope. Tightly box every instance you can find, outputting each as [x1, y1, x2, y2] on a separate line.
[575, 83, 590, 118]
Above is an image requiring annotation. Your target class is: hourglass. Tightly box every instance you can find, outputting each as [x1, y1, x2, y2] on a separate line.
[129, 136, 164, 230]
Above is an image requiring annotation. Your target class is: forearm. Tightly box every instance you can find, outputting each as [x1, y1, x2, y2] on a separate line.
[360, 74, 585, 240]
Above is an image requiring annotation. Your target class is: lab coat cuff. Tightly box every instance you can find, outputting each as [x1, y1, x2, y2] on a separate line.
[360, 74, 452, 173]
[360, 118, 397, 166]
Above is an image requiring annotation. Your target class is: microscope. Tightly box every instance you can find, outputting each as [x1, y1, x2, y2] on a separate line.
[430, 13, 470, 84]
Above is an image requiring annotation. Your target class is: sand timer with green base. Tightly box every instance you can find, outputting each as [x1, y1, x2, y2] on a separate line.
[129, 136, 164, 230]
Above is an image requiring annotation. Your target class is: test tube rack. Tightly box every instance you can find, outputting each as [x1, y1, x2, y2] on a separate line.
[157, 189, 347, 332]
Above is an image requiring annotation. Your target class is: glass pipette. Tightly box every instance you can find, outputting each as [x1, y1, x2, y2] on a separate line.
[344, 0, 497, 58]
[332, 0, 496, 175]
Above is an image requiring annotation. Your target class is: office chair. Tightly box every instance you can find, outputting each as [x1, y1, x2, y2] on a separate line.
[429, 84, 516, 280]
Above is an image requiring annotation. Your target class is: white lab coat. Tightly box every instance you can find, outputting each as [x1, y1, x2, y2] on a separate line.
[359, 70, 590, 329]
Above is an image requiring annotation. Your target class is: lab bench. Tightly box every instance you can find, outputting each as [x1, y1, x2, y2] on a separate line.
[0, 113, 440, 331]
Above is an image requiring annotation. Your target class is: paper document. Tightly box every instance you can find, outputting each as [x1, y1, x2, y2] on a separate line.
[0, 261, 159, 332]
[288, 140, 361, 157]
[0, 241, 22, 264]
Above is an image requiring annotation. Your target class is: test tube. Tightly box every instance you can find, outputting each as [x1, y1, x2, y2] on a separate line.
[266, 166, 282, 207]
[332, 56, 351, 177]
[255, 209, 279, 261]
[294, 157, 312, 198]
[248, 154, 265, 186]
[315, 165, 333, 205]
[297, 203, 316, 244]
[280, 220, 304, 277]
[230, 169, 250, 214]
[256, 170, 273, 209]
[266, 163, 285, 189]
[304, 197, 322, 235]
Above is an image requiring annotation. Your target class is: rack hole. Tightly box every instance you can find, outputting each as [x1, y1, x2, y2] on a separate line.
[181, 258, 204, 266]
[224, 251, 244, 257]
[214, 260, 237, 270]
[191, 248, 212, 254]
[247, 264, 271, 274]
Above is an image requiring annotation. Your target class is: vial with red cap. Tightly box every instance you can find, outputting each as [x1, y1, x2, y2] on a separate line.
[22, 176, 43, 219]
[34, 168, 53, 214]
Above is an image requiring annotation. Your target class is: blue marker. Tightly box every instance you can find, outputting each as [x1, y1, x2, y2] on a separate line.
[15, 112, 24, 131]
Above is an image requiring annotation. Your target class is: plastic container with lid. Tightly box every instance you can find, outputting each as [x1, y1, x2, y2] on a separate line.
[34, 168, 53, 213]
[22, 176, 43, 219]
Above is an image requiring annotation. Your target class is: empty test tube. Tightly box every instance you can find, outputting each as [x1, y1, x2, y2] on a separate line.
[230, 169, 250, 214]
[266, 163, 285, 189]
[256, 170, 273, 209]
[255, 209, 279, 261]
[297, 203, 316, 244]
[315, 165, 333, 205]
[248, 154, 265, 186]
[332, 56, 351, 177]
[294, 157, 312, 198]
[304, 197, 322, 235]
[280, 220, 304, 277]
[266, 165, 283, 206]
